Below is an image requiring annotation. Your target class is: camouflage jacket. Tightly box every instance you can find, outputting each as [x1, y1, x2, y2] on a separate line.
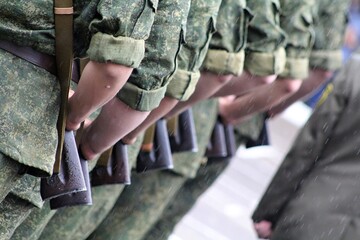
[0, 0, 158, 68]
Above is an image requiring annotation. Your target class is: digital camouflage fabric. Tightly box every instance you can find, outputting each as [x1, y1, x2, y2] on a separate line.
[202, 0, 249, 76]
[245, 0, 286, 76]
[278, 0, 315, 79]
[165, 0, 222, 101]
[310, 0, 351, 70]
[117, 0, 191, 111]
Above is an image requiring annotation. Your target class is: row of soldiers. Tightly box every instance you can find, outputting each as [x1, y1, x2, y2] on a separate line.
[0, 0, 350, 239]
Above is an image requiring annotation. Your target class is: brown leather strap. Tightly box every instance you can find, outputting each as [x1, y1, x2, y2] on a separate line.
[0, 40, 56, 75]
[0, 40, 81, 83]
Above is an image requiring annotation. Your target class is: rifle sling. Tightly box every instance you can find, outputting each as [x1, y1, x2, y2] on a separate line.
[0, 40, 56, 75]
[53, 0, 74, 173]
[0, 40, 80, 82]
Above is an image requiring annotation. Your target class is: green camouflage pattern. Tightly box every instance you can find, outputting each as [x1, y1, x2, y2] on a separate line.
[88, 171, 186, 240]
[38, 185, 124, 240]
[0, 49, 60, 175]
[0, 153, 23, 203]
[279, 0, 316, 59]
[0, 0, 157, 61]
[144, 158, 231, 240]
[208, 0, 248, 55]
[10, 175, 43, 208]
[311, 0, 350, 52]
[310, 0, 351, 70]
[201, 0, 250, 76]
[117, 0, 191, 111]
[246, 0, 285, 55]
[166, 0, 222, 100]
[0, 194, 34, 239]
[245, 0, 287, 76]
[278, 0, 316, 78]
[176, 0, 221, 73]
[11, 202, 55, 240]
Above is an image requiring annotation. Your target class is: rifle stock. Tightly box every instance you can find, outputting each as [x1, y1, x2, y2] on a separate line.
[91, 140, 131, 186]
[205, 117, 237, 159]
[40, 131, 87, 200]
[204, 119, 227, 158]
[49, 157, 92, 209]
[168, 108, 198, 153]
[136, 119, 173, 173]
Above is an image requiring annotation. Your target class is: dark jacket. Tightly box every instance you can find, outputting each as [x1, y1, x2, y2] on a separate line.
[252, 52, 360, 240]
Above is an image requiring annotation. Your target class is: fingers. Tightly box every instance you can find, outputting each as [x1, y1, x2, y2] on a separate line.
[253, 221, 272, 239]
[68, 89, 75, 98]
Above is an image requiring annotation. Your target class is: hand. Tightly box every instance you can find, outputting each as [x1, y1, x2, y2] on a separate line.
[253, 220, 272, 239]
[218, 95, 236, 124]
[218, 95, 252, 125]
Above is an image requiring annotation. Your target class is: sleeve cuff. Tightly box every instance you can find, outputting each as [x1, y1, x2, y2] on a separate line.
[165, 69, 200, 101]
[245, 48, 286, 76]
[116, 81, 167, 112]
[309, 50, 343, 71]
[202, 49, 245, 76]
[279, 57, 309, 79]
[87, 33, 145, 68]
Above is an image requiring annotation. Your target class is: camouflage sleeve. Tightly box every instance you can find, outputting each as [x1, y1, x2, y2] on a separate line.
[165, 0, 222, 101]
[202, 0, 252, 76]
[245, 0, 287, 77]
[86, 0, 158, 68]
[278, 0, 316, 79]
[310, 0, 351, 71]
[116, 0, 191, 111]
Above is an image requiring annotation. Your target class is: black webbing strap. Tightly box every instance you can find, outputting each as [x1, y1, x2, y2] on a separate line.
[53, 0, 74, 173]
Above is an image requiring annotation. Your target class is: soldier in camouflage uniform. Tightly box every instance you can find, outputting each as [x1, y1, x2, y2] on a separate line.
[0, 0, 190, 239]
[217, 0, 316, 125]
[86, 0, 224, 239]
[142, 0, 291, 239]
[6, 0, 190, 239]
[150, 0, 349, 239]
[151, 0, 351, 239]
[86, 0, 285, 239]
[268, 0, 351, 117]
[0, 0, 151, 237]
